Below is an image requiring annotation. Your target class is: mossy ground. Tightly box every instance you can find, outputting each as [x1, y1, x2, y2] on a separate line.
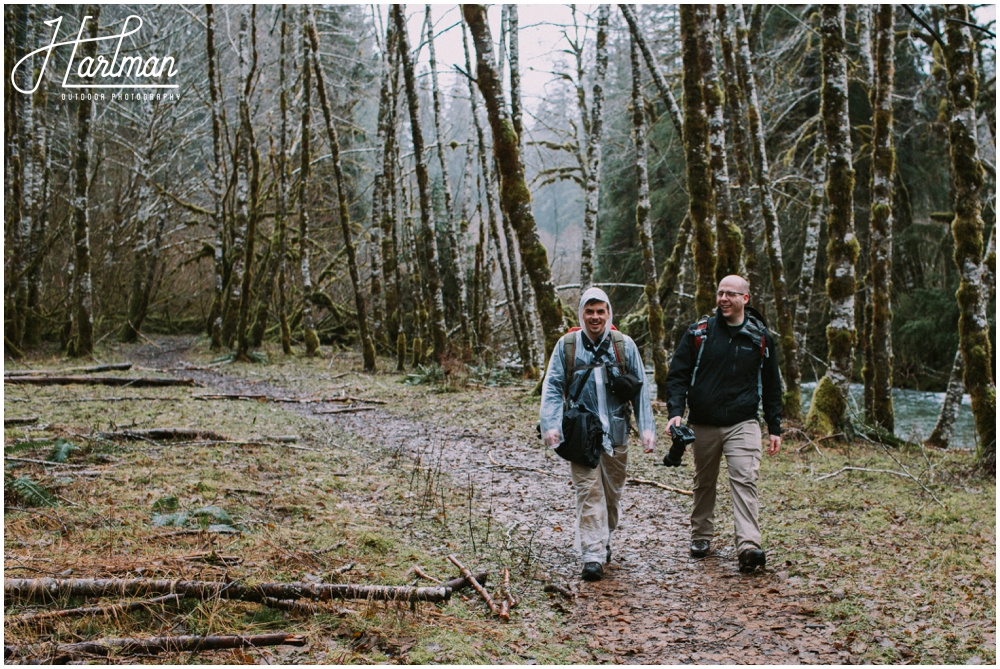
[4, 335, 994, 664]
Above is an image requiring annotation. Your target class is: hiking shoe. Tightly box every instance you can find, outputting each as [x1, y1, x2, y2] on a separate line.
[738, 548, 766, 573]
[581, 562, 604, 581]
[690, 540, 711, 558]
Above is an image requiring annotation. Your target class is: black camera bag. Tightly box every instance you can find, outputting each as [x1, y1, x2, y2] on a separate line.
[555, 367, 604, 468]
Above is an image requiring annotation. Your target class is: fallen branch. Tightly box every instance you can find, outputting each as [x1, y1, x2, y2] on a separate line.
[5, 375, 199, 387]
[543, 583, 573, 599]
[447, 555, 498, 615]
[4, 362, 133, 377]
[5, 593, 181, 625]
[7, 632, 306, 661]
[95, 428, 228, 442]
[4, 456, 90, 469]
[4, 577, 451, 604]
[487, 452, 563, 479]
[815, 465, 945, 507]
[169, 440, 318, 452]
[314, 406, 376, 415]
[626, 477, 693, 496]
[51, 396, 177, 403]
[4, 417, 38, 426]
[410, 565, 443, 584]
[498, 568, 516, 622]
[261, 597, 321, 614]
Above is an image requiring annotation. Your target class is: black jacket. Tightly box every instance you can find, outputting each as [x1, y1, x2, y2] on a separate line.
[666, 306, 783, 435]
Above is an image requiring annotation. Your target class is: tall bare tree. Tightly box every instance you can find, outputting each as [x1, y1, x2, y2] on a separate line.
[392, 4, 448, 361]
[806, 6, 859, 436]
[619, 4, 684, 139]
[67, 7, 100, 357]
[579, 4, 610, 291]
[298, 7, 320, 356]
[630, 34, 668, 400]
[308, 6, 376, 371]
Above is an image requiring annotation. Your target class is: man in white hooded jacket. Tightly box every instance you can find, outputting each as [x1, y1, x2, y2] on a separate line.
[540, 287, 656, 581]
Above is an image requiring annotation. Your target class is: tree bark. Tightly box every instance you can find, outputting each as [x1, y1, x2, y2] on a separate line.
[392, 5, 448, 362]
[205, 4, 227, 351]
[7, 633, 306, 661]
[863, 5, 896, 432]
[67, 7, 100, 358]
[794, 139, 826, 358]
[298, 8, 320, 356]
[942, 5, 995, 472]
[462, 5, 566, 362]
[806, 6, 859, 436]
[630, 34, 668, 401]
[308, 7, 375, 371]
[579, 5, 610, 291]
[679, 6, 716, 318]
[697, 5, 742, 280]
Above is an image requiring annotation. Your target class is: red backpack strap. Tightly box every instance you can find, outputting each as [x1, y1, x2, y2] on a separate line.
[562, 331, 578, 398]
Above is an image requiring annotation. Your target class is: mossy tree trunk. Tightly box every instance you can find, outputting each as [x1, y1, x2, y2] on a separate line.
[863, 5, 896, 432]
[678, 5, 716, 318]
[942, 5, 995, 472]
[235, 7, 261, 362]
[630, 34, 669, 401]
[462, 5, 566, 363]
[806, 6, 859, 436]
[656, 214, 692, 331]
[696, 5, 742, 280]
[718, 5, 766, 301]
[579, 4, 610, 291]
[733, 5, 801, 419]
[205, 4, 227, 351]
[393, 5, 448, 363]
[67, 7, 100, 358]
[381, 23, 403, 356]
[298, 8, 319, 357]
[309, 7, 375, 372]
[425, 6, 469, 348]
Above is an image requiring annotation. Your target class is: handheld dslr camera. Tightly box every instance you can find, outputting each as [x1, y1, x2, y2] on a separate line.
[662, 424, 696, 467]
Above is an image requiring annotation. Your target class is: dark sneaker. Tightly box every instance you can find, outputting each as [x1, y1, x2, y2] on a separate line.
[738, 548, 766, 573]
[582, 562, 604, 581]
[690, 540, 711, 558]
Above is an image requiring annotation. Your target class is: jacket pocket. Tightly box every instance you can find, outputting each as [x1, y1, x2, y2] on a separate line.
[609, 407, 630, 446]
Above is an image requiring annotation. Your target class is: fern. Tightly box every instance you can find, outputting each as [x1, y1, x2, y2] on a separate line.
[49, 439, 77, 463]
[6, 475, 58, 507]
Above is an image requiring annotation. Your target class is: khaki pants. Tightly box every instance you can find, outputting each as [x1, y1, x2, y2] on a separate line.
[690, 420, 762, 553]
[570, 444, 628, 564]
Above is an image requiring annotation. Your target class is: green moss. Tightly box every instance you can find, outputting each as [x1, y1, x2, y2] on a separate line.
[805, 375, 847, 435]
[396, 332, 406, 372]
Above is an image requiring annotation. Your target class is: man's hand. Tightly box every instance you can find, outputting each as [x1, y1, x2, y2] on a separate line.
[665, 415, 683, 433]
[641, 430, 655, 453]
[543, 429, 561, 448]
[766, 435, 780, 456]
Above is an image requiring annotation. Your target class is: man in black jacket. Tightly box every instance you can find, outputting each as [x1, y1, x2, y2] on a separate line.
[665, 275, 782, 573]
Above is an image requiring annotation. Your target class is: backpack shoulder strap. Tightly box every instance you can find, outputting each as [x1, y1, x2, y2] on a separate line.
[689, 316, 712, 387]
[610, 329, 626, 366]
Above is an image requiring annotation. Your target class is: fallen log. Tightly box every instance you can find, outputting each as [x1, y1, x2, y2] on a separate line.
[4, 416, 38, 426]
[444, 571, 488, 592]
[4, 577, 451, 604]
[447, 555, 498, 615]
[5, 375, 198, 387]
[95, 428, 228, 442]
[4, 456, 89, 468]
[4, 362, 133, 377]
[626, 477, 693, 496]
[6, 593, 181, 625]
[314, 406, 376, 415]
[8, 632, 305, 661]
[499, 568, 513, 621]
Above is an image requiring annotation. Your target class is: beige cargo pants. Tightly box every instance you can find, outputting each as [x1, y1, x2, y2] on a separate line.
[570, 444, 628, 564]
[690, 420, 763, 553]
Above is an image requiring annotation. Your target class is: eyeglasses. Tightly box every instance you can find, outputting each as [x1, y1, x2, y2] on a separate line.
[716, 290, 746, 298]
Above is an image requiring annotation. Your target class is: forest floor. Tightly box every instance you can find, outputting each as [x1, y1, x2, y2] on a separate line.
[4, 335, 995, 665]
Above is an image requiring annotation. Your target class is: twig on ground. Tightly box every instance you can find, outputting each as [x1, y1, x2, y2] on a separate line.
[4, 417, 39, 426]
[487, 452, 562, 479]
[7, 632, 306, 661]
[410, 565, 444, 584]
[5, 375, 198, 387]
[543, 583, 573, 599]
[314, 406, 376, 415]
[5, 594, 181, 625]
[4, 457, 90, 469]
[447, 555, 499, 615]
[815, 465, 944, 507]
[626, 477, 693, 496]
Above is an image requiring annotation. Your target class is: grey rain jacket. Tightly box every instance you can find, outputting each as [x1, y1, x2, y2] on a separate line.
[540, 288, 656, 453]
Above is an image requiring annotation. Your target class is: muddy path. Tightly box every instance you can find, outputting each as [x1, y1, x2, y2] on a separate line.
[134, 337, 849, 664]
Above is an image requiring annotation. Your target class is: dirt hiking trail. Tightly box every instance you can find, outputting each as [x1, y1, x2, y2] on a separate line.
[132, 337, 848, 664]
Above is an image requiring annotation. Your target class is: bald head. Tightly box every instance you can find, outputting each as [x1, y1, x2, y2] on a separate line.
[717, 275, 750, 325]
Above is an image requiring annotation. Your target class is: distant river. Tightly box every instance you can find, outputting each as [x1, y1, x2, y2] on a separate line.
[801, 382, 978, 449]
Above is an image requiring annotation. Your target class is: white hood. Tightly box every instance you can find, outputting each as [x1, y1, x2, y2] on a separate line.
[578, 286, 613, 342]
